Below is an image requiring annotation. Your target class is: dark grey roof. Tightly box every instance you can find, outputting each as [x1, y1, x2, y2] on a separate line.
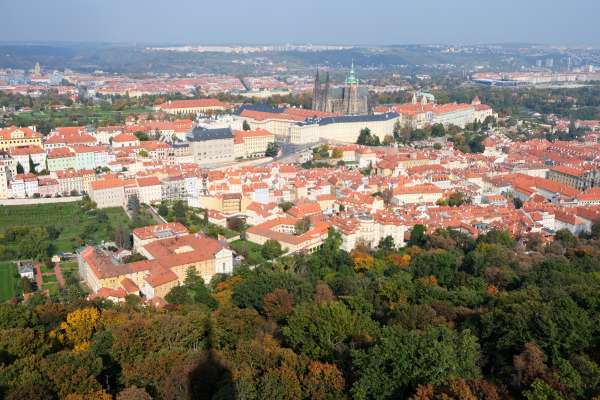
[316, 112, 399, 126]
[187, 127, 233, 141]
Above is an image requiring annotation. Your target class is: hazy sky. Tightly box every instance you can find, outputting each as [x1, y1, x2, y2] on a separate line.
[2, 0, 600, 46]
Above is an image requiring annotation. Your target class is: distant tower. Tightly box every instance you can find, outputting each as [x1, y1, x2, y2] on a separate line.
[33, 62, 41, 76]
[411, 92, 417, 104]
[312, 69, 321, 110]
[343, 60, 360, 114]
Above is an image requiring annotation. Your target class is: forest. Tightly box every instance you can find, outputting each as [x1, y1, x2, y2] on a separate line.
[2, 224, 600, 399]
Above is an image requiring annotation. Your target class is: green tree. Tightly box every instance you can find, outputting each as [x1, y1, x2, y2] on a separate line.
[158, 203, 169, 217]
[127, 194, 141, 216]
[172, 200, 187, 223]
[523, 379, 564, 400]
[377, 236, 395, 251]
[262, 240, 283, 260]
[351, 325, 481, 400]
[431, 123, 446, 137]
[409, 224, 427, 247]
[513, 197, 524, 209]
[242, 120, 251, 131]
[283, 301, 377, 361]
[17, 227, 50, 260]
[266, 142, 280, 157]
[294, 216, 311, 235]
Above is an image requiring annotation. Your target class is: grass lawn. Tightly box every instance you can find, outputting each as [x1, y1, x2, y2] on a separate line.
[0, 202, 130, 254]
[230, 239, 266, 265]
[42, 282, 59, 296]
[40, 264, 55, 273]
[61, 261, 78, 274]
[0, 262, 21, 302]
[43, 274, 58, 283]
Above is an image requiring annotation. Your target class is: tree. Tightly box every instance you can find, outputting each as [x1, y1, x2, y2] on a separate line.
[158, 203, 169, 217]
[112, 226, 132, 249]
[357, 128, 380, 146]
[54, 307, 100, 351]
[523, 379, 563, 400]
[352, 325, 481, 400]
[513, 197, 523, 209]
[172, 200, 187, 223]
[242, 120, 251, 131]
[165, 268, 218, 309]
[409, 224, 427, 247]
[263, 288, 294, 321]
[117, 386, 152, 400]
[266, 142, 280, 157]
[295, 217, 311, 235]
[378, 235, 395, 251]
[28, 156, 39, 174]
[431, 123, 446, 137]
[127, 194, 141, 216]
[16, 162, 24, 175]
[279, 201, 294, 212]
[302, 361, 346, 400]
[262, 239, 283, 260]
[283, 301, 377, 361]
[448, 191, 470, 207]
[17, 227, 50, 260]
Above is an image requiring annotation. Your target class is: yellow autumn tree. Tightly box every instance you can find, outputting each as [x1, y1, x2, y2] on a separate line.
[54, 307, 100, 351]
[65, 389, 112, 400]
[351, 250, 374, 272]
[388, 253, 411, 268]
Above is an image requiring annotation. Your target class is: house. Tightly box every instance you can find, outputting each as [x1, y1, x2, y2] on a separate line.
[89, 178, 126, 208]
[156, 99, 229, 115]
[9, 146, 46, 173]
[78, 232, 233, 300]
[233, 129, 275, 159]
[111, 133, 139, 148]
[17, 261, 35, 280]
[246, 216, 330, 254]
[392, 184, 443, 205]
[136, 176, 162, 204]
[132, 222, 189, 252]
[187, 127, 235, 165]
[0, 126, 42, 151]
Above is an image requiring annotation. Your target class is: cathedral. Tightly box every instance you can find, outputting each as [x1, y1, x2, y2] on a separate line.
[312, 63, 369, 115]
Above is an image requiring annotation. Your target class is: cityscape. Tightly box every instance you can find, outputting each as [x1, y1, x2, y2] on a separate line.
[2, 1, 600, 399]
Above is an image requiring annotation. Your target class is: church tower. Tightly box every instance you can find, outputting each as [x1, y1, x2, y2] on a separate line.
[312, 69, 321, 111]
[343, 61, 361, 115]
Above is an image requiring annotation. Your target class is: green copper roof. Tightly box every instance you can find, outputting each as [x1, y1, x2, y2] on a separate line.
[346, 61, 358, 85]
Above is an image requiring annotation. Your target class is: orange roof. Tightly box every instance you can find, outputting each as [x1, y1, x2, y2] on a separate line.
[9, 145, 45, 156]
[91, 178, 125, 190]
[132, 222, 189, 240]
[233, 128, 274, 144]
[112, 132, 138, 143]
[0, 126, 40, 140]
[47, 147, 74, 159]
[136, 176, 161, 187]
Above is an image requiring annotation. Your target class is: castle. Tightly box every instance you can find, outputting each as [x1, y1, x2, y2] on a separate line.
[312, 62, 369, 115]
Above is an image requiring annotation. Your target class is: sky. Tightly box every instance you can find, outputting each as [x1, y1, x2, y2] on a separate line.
[2, 0, 600, 46]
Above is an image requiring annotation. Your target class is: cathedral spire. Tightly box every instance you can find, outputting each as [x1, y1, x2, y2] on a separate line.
[346, 60, 358, 85]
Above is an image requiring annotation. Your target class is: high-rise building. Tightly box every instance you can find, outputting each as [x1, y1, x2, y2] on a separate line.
[312, 62, 368, 115]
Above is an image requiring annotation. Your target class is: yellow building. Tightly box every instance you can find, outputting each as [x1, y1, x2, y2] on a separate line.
[0, 126, 42, 151]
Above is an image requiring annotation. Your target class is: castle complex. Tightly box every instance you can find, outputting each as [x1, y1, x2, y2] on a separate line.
[312, 62, 369, 115]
